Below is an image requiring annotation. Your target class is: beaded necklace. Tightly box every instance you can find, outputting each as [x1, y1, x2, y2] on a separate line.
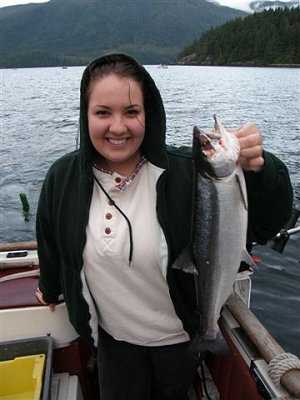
[92, 156, 147, 191]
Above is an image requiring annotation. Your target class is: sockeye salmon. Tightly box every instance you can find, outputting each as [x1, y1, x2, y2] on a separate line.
[173, 114, 254, 354]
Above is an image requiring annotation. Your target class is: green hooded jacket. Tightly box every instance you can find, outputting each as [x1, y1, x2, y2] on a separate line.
[36, 54, 293, 346]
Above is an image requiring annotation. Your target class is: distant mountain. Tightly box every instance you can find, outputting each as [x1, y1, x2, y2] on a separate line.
[208, 0, 299, 13]
[249, 0, 299, 11]
[1, 0, 246, 68]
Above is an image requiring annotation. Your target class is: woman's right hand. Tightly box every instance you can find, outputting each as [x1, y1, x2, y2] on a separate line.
[35, 287, 56, 311]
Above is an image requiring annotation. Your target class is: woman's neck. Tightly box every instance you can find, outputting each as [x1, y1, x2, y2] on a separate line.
[93, 153, 143, 178]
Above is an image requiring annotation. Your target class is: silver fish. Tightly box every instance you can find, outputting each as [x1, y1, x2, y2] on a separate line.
[173, 114, 254, 354]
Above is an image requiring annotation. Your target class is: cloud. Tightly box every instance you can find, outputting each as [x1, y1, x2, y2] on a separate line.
[1, 0, 49, 8]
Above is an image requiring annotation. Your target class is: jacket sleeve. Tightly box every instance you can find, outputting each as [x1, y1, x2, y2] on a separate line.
[244, 150, 293, 244]
[36, 169, 62, 304]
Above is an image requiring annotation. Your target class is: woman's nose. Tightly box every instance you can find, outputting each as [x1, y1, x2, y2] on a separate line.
[109, 116, 127, 135]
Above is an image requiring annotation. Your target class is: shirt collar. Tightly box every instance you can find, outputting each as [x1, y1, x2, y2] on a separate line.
[93, 156, 147, 192]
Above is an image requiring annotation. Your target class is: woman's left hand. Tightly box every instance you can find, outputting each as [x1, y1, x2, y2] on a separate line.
[235, 123, 264, 172]
[35, 287, 56, 312]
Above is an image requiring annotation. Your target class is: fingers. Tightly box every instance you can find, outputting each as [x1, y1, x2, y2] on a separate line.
[35, 287, 56, 312]
[235, 123, 264, 172]
[239, 155, 265, 172]
[235, 123, 262, 149]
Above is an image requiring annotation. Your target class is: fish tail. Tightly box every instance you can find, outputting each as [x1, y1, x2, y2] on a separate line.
[189, 329, 230, 357]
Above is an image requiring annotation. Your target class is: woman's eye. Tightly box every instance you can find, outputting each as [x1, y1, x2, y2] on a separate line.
[127, 109, 139, 117]
[96, 110, 109, 116]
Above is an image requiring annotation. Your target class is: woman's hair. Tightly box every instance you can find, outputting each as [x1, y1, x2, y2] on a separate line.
[84, 54, 145, 102]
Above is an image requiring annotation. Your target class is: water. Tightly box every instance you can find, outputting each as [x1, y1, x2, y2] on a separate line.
[1, 65, 299, 356]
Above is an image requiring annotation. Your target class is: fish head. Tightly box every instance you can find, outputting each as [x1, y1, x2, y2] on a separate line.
[193, 115, 240, 178]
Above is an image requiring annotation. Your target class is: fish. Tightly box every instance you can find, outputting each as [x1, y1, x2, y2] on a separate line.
[172, 114, 254, 355]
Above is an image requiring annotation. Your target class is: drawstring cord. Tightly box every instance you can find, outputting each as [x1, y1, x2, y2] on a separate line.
[93, 173, 133, 265]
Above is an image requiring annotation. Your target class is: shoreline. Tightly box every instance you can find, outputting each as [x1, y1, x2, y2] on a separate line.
[171, 62, 300, 68]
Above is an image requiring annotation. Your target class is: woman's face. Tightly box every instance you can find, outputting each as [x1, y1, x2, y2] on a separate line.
[87, 73, 145, 176]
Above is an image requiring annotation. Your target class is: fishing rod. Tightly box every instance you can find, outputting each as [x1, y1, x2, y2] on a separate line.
[270, 207, 300, 253]
[273, 225, 300, 239]
[251, 207, 299, 254]
[270, 226, 300, 253]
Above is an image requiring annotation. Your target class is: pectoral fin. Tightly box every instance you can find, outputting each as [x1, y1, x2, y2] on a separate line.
[241, 248, 256, 269]
[172, 246, 197, 274]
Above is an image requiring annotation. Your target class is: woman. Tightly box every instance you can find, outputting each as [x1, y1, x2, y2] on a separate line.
[36, 54, 293, 399]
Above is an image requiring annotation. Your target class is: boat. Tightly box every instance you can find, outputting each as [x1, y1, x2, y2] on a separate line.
[1, 239, 300, 400]
[158, 64, 168, 69]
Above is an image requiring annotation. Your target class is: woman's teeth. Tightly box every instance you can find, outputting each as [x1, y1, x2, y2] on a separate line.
[109, 138, 127, 145]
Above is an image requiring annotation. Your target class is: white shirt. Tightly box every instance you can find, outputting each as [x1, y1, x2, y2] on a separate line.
[83, 161, 189, 346]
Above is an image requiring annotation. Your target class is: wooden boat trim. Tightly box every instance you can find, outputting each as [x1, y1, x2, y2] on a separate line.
[227, 294, 300, 398]
[0, 241, 37, 252]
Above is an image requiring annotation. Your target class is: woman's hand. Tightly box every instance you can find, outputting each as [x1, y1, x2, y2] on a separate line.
[35, 287, 56, 311]
[235, 123, 264, 172]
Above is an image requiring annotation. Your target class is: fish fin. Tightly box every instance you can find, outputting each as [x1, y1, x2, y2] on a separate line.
[172, 246, 197, 274]
[241, 248, 256, 269]
[189, 329, 230, 357]
[235, 168, 248, 210]
[213, 114, 222, 133]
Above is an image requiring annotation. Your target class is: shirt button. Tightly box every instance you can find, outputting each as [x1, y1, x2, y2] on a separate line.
[105, 227, 111, 235]
[105, 213, 112, 220]
[115, 177, 122, 184]
[108, 200, 114, 206]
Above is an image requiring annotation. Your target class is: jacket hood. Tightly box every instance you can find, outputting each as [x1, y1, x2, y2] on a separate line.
[79, 53, 168, 174]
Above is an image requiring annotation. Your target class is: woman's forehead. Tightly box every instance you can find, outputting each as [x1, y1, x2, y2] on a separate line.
[88, 74, 144, 106]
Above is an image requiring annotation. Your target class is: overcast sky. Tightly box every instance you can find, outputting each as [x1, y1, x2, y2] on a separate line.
[1, 0, 298, 12]
[1, 0, 48, 7]
[0, 0, 253, 11]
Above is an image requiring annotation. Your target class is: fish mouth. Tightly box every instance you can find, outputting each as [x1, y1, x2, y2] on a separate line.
[200, 133, 220, 158]
[193, 116, 239, 178]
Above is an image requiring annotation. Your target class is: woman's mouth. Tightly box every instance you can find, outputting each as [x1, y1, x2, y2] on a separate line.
[108, 138, 127, 145]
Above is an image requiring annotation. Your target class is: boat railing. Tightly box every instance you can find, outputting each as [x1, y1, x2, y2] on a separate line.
[227, 294, 300, 398]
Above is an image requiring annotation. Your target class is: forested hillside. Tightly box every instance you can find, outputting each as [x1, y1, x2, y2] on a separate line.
[176, 7, 300, 65]
[1, 0, 246, 68]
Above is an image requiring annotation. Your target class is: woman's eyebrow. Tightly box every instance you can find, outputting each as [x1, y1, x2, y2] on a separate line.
[125, 104, 141, 109]
[91, 104, 141, 110]
[92, 104, 110, 108]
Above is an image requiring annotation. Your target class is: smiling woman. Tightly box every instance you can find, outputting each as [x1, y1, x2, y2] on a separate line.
[34, 53, 293, 400]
